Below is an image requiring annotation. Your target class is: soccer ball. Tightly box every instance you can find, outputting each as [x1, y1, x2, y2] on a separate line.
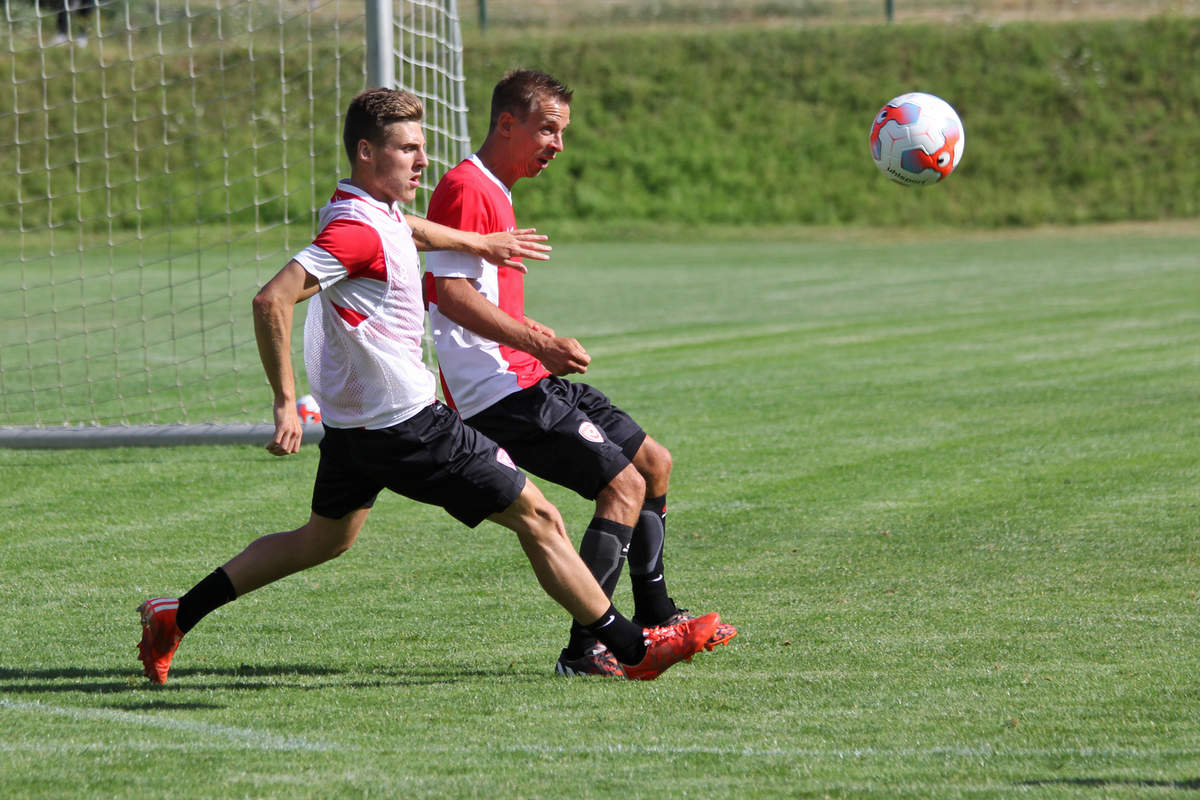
[869, 92, 965, 186]
[297, 394, 321, 424]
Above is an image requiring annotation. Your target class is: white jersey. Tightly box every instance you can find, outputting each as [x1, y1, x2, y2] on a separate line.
[292, 180, 436, 429]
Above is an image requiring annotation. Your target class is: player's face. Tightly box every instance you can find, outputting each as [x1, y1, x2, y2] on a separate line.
[512, 96, 570, 181]
[360, 121, 429, 205]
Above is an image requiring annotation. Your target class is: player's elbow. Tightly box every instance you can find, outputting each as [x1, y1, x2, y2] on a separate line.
[252, 285, 288, 321]
[251, 289, 270, 316]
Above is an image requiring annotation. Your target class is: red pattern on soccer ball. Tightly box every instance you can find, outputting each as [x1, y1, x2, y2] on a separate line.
[899, 122, 963, 181]
[297, 395, 322, 424]
[869, 102, 921, 161]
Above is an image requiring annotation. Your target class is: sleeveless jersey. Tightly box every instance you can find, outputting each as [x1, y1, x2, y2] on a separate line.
[292, 180, 436, 429]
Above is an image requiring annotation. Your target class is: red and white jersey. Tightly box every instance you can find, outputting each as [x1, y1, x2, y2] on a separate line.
[293, 180, 436, 429]
[424, 155, 549, 419]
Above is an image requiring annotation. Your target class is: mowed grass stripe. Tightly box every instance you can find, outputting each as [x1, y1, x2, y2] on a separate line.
[1, 223, 1198, 797]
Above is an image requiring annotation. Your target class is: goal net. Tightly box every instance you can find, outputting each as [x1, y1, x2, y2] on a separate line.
[0, 0, 469, 447]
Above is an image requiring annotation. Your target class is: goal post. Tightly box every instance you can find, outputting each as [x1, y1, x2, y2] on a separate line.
[0, 0, 470, 448]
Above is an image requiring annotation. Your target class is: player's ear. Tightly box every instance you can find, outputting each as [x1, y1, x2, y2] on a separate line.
[496, 111, 516, 138]
[356, 138, 373, 163]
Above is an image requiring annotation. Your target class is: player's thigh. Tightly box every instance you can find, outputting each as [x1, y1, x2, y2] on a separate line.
[378, 403, 526, 528]
[566, 378, 648, 462]
[469, 379, 633, 500]
[312, 427, 387, 519]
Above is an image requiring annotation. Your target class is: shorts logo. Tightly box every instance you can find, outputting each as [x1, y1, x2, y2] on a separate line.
[496, 447, 517, 470]
[578, 421, 604, 444]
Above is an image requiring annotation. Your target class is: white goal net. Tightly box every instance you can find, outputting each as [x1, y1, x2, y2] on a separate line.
[0, 0, 468, 447]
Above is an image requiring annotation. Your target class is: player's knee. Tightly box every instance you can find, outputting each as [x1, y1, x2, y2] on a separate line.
[301, 514, 361, 560]
[325, 538, 355, 559]
[504, 481, 565, 538]
[637, 439, 672, 492]
[313, 531, 356, 561]
[655, 445, 673, 482]
[530, 495, 566, 536]
[610, 464, 645, 503]
[597, 464, 645, 524]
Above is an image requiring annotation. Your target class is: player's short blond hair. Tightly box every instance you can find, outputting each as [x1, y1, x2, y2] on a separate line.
[343, 88, 425, 164]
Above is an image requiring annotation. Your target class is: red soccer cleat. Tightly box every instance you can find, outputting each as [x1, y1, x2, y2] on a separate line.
[656, 608, 738, 651]
[622, 612, 720, 681]
[137, 598, 183, 685]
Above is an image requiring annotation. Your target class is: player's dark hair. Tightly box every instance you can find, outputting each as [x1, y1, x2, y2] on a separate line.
[343, 88, 424, 164]
[488, 69, 573, 133]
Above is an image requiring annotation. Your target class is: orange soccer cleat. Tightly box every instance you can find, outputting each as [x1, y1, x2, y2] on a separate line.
[137, 598, 183, 685]
[622, 612, 720, 681]
[654, 608, 738, 651]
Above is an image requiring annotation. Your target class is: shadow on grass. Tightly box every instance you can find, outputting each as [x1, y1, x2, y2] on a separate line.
[106, 700, 226, 711]
[1018, 779, 1200, 790]
[0, 664, 342, 696]
[0, 662, 541, 696]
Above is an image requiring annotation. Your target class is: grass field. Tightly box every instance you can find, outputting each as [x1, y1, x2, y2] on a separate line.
[1, 223, 1198, 797]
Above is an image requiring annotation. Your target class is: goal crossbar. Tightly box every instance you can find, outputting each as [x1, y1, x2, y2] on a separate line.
[0, 423, 325, 449]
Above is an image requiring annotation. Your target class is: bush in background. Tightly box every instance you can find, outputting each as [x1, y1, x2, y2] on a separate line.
[465, 18, 1199, 228]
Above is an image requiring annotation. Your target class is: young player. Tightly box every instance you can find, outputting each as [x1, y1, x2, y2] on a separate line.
[424, 71, 736, 677]
[136, 87, 718, 685]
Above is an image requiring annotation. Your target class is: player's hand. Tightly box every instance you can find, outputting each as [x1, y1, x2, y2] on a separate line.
[267, 402, 304, 456]
[538, 336, 590, 375]
[480, 228, 550, 273]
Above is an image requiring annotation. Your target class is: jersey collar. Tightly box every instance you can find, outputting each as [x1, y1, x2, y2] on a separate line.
[334, 179, 403, 219]
[466, 154, 513, 203]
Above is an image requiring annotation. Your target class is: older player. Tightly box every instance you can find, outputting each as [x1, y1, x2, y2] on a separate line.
[424, 71, 736, 677]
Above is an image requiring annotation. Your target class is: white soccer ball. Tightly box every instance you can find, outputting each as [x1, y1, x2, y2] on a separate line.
[869, 92, 965, 186]
[297, 394, 322, 424]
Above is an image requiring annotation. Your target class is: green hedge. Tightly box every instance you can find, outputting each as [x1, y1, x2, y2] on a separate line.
[464, 18, 1200, 227]
[5, 18, 1197, 231]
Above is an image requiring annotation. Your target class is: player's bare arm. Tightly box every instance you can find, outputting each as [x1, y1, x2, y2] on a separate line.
[405, 215, 550, 271]
[435, 276, 590, 375]
[252, 260, 321, 456]
[523, 316, 554, 337]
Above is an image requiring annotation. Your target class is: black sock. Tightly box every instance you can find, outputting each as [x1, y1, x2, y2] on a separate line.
[582, 603, 646, 666]
[629, 495, 678, 624]
[564, 517, 633, 658]
[176, 567, 237, 634]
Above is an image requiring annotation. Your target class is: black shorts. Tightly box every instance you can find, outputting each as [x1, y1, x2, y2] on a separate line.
[465, 375, 647, 501]
[311, 402, 526, 527]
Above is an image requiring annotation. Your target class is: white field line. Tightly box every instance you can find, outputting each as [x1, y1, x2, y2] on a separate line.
[494, 742, 1200, 761]
[4, 698, 1197, 762]
[0, 698, 337, 752]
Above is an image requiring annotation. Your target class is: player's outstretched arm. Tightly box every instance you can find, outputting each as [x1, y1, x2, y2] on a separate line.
[252, 260, 321, 456]
[405, 215, 550, 271]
